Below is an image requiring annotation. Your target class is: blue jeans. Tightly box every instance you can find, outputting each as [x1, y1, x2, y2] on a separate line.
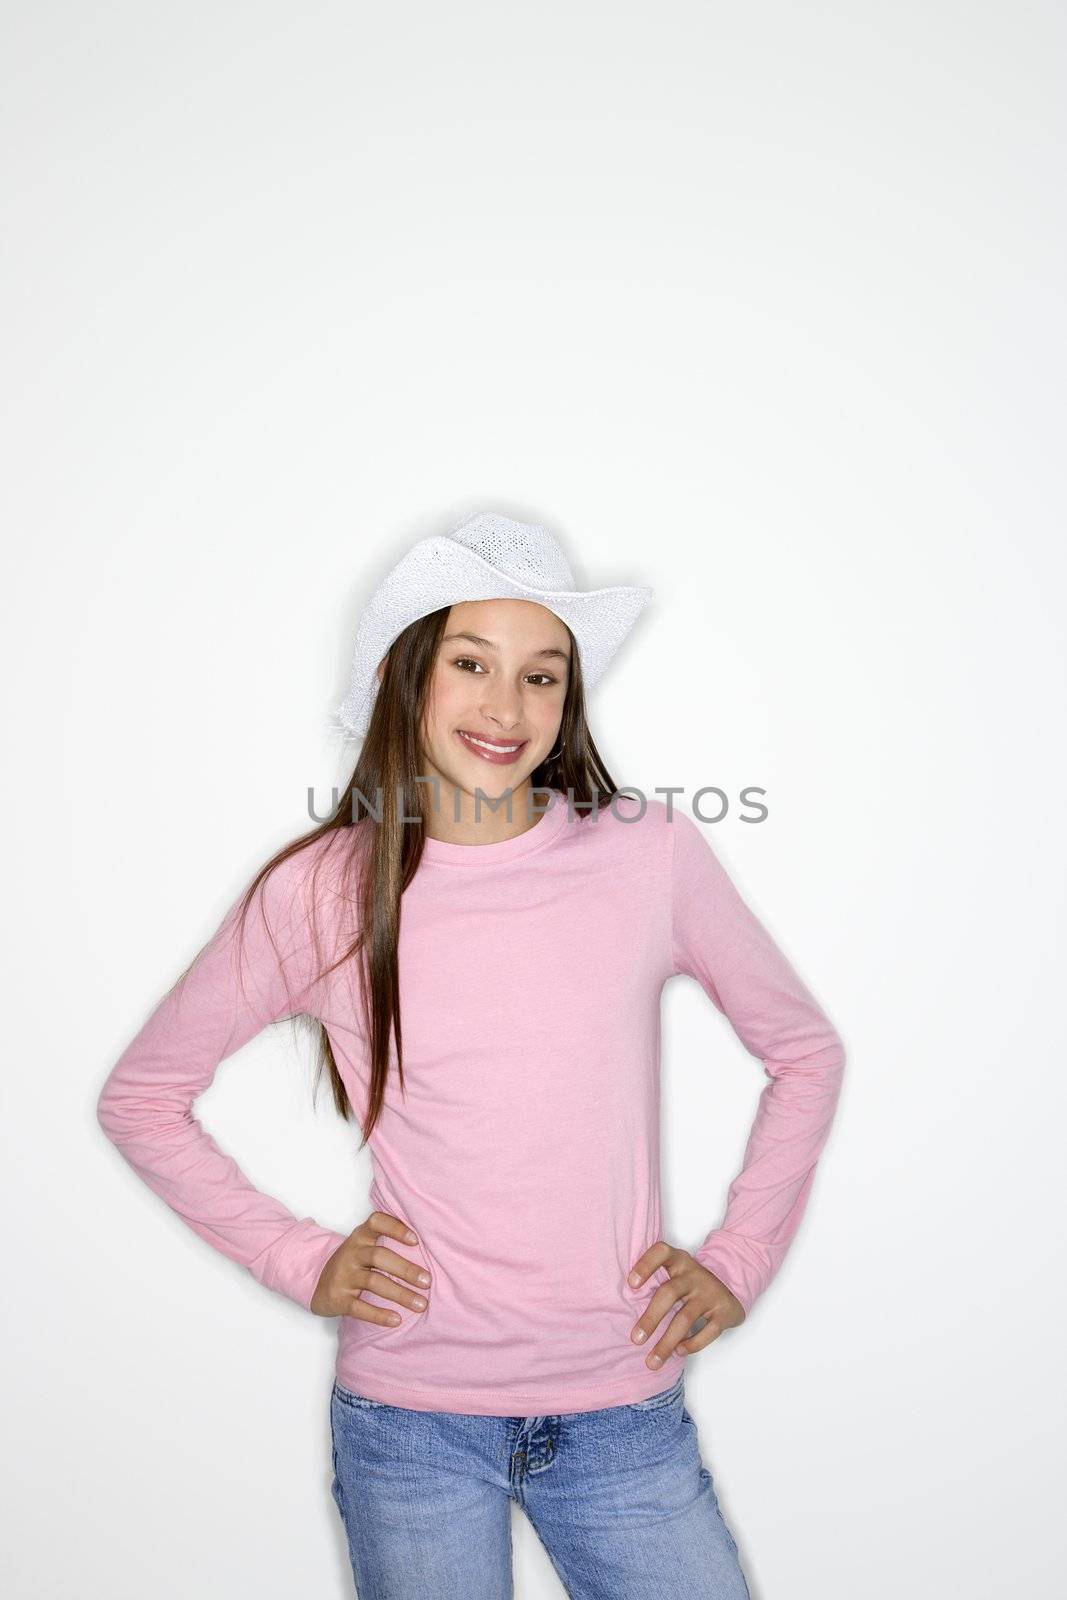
[329, 1369, 751, 1598]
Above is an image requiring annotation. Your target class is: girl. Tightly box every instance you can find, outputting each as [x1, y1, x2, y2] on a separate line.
[97, 510, 846, 1598]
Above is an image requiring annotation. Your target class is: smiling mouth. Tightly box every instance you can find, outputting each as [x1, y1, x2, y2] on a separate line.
[460, 732, 524, 751]
[456, 729, 529, 759]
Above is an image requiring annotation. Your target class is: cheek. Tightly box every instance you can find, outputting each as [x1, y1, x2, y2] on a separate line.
[428, 677, 464, 723]
[533, 692, 566, 735]
[424, 673, 472, 740]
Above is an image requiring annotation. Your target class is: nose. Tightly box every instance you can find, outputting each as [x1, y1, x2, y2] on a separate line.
[480, 686, 524, 731]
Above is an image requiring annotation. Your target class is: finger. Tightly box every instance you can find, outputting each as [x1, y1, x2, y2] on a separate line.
[675, 1314, 724, 1355]
[627, 1240, 674, 1288]
[362, 1209, 421, 1246]
[363, 1243, 432, 1290]
[646, 1304, 705, 1368]
[345, 1293, 407, 1328]
[629, 1281, 688, 1349]
[358, 1268, 429, 1312]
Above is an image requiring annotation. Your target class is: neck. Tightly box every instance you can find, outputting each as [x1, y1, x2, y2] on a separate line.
[419, 776, 552, 846]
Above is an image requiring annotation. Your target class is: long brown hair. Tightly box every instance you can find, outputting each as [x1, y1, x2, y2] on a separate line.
[230, 605, 624, 1147]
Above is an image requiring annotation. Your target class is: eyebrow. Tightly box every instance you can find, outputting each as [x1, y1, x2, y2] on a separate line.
[442, 631, 571, 664]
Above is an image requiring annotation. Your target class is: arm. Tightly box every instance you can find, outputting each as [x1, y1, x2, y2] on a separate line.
[668, 805, 847, 1314]
[96, 843, 349, 1311]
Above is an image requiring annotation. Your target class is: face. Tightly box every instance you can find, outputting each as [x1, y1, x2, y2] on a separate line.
[412, 598, 571, 815]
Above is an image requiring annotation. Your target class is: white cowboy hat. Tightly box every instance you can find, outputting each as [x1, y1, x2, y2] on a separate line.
[328, 511, 654, 739]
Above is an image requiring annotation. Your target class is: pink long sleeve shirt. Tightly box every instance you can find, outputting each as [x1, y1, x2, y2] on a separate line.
[97, 789, 846, 1416]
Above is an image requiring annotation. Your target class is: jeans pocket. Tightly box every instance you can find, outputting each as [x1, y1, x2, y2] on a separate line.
[332, 1380, 390, 1411]
[700, 1466, 742, 1559]
[623, 1371, 685, 1412]
[330, 1436, 347, 1518]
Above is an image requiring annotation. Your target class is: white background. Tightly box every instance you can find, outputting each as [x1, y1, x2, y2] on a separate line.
[3, 2, 1064, 1596]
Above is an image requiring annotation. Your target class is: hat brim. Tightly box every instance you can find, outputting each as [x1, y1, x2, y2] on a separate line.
[329, 536, 653, 739]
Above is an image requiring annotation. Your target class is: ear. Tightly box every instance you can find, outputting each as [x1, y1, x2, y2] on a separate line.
[376, 653, 388, 685]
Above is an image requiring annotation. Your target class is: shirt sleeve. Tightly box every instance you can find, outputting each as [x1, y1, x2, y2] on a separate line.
[667, 804, 847, 1315]
[95, 843, 350, 1312]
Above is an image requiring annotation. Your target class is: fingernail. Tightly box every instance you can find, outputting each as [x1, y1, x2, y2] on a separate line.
[628, 1271, 641, 1286]
[412, 1297, 426, 1310]
[647, 1354, 663, 1368]
[632, 1328, 646, 1343]
[417, 1271, 431, 1285]
[389, 1313, 401, 1324]
[406, 1230, 418, 1243]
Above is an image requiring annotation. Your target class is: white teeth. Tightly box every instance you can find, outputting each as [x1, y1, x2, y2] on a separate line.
[462, 732, 521, 752]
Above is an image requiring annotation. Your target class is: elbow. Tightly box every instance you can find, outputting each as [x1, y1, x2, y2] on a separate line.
[95, 1078, 125, 1144]
[95, 1073, 158, 1146]
[823, 1032, 847, 1101]
[820, 1030, 847, 1082]
[803, 1032, 846, 1077]
[95, 1075, 194, 1148]
[771, 1031, 846, 1096]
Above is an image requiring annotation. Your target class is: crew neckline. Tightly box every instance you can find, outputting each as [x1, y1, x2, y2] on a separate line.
[420, 787, 569, 867]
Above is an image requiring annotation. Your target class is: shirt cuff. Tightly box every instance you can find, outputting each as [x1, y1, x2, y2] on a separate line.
[249, 1220, 349, 1311]
[693, 1236, 763, 1315]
